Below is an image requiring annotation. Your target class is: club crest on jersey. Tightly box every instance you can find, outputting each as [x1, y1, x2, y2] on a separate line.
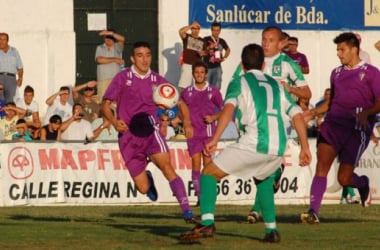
[208, 93, 213, 100]
[125, 80, 132, 86]
[359, 72, 365, 81]
[273, 65, 281, 75]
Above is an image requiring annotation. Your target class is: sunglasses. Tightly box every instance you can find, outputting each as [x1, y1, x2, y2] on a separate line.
[84, 87, 94, 91]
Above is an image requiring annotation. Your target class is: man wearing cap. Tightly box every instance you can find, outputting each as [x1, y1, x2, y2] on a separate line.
[0, 32, 23, 103]
[95, 29, 125, 100]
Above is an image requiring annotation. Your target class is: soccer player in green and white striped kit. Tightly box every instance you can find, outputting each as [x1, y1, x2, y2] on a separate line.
[180, 43, 312, 243]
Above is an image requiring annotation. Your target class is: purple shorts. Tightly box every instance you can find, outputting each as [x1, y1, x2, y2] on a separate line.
[186, 136, 212, 157]
[118, 128, 169, 177]
[318, 120, 370, 166]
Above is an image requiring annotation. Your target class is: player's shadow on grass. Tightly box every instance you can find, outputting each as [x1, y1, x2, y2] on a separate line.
[215, 213, 362, 224]
[109, 211, 178, 220]
[9, 214, 114, 223]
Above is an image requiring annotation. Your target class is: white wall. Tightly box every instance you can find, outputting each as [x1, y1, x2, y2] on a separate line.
[0, 0, 75, 116]
[159, 1, 380, 104]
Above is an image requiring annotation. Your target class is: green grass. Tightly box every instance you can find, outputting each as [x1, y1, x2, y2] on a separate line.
[0, 204, 379, 249]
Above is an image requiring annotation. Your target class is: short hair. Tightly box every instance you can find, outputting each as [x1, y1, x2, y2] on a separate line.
[288, 37, 298, 43]
[6, 101, 16, 107]
[241, 44, 264, 71]
[59, 86, 70, 93]
[104, 29, 117, 42]
[132, 41, 151, 55]
[16, 118, 26, 125]
[262, 26, 282, 38]
[281, 31, 290, 41]
[211, 22, 221, 29]
[24, 85, 34, 94]
[0, 32, 9, 41]
[192, 61, 208, 74]
[333, 32, 360, 50]
[72, 103, 82, 112]
[49, 114, 62, 123]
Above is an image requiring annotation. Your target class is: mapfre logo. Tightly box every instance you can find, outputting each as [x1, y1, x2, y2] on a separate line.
[8, 146, 34, 180]
[364, 0, 380, 26]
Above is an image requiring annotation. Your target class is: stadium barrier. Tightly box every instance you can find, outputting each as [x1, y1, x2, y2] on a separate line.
[0, 139, 379, 206]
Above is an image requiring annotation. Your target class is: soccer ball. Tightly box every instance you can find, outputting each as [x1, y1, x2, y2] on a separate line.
[153, 83, 179, 109]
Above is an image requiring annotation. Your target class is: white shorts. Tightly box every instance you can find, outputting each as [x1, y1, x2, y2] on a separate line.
[178, 63, 193, 89]
[213, 143, 282, 181]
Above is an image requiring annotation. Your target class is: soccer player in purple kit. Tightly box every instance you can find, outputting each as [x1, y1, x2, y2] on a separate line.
[101, 41, 196, 223]
[301, 32, 380, 224]
[180, 61, 224, 205]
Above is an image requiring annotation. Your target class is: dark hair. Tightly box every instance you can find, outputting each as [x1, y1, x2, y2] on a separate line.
[24, 85, 34, 94]
[6, 101, 16, 107]
[333, 32, 360, 50]
[105, 29, 117, 42]
[132, 41, 151, 55]
[211, 22, 221, 29]
[59, 86, 70, 92]
[49, 114, 62, 123]
[72, 103, 82, 112]
[241, 44, 264, 71]
[0, 32, 9, 41]
[288, 36, 298, 43]
[281, 31, 290, 41]
[16, 118, 26, 125]
[192, 61, 208, 74]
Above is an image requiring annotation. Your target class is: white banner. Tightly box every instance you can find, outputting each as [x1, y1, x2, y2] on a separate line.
[0, 139, 379, 206]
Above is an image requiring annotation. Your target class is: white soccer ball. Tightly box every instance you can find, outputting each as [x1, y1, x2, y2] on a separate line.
[153, 83, 179, 110]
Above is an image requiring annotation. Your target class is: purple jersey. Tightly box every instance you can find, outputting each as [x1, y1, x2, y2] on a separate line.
[326, 62, 380, 133]
[180, 83, 223, 138]
[285, 51, 309, 69]
[103, 66, 167, 125]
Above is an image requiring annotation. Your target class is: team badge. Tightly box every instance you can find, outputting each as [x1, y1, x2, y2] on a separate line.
[359, 72, 365, 81]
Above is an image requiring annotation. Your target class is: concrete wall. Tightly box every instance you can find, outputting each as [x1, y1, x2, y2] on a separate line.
[1, 0, 380, 118]
[0, 0, 75, 115]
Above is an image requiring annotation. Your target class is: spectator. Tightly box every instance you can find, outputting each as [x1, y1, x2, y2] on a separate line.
[40, 114, 62, 141]
[0, 101, 26, 140]
[285, 36, 310, 74]
[355, 33, 371, 63]
[44, 86, 73, 125]
[0, 32, 23, 102]
[72, 80, 100, 122]
[91, 112, 118, 141]
[60, 103, 103, 141]
[203, 22, 230, 89]
[159, 113, 175, 140]
[12, 118, 32, 141]
[178, 21, 206, 91]
[15, 85, 41, 129]
[95, 29, 125, 100]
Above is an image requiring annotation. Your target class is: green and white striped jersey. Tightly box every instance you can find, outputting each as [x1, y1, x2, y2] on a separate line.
[264, 52, 307, 88]
[225, 69, 301, 156]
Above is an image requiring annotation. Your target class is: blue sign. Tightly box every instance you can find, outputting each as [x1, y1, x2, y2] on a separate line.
[189, 0, 380, 30]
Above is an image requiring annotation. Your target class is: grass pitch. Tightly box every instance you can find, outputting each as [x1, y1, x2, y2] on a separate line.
[0, 204, 379, 249]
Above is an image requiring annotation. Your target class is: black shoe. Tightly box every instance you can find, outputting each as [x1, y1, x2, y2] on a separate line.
[179, 223, 215, 243]
[146, 170, 158, 201]
[300, 209, 319, 224]
[262, 230, 281, 243]
[357, 176, 371, 207]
